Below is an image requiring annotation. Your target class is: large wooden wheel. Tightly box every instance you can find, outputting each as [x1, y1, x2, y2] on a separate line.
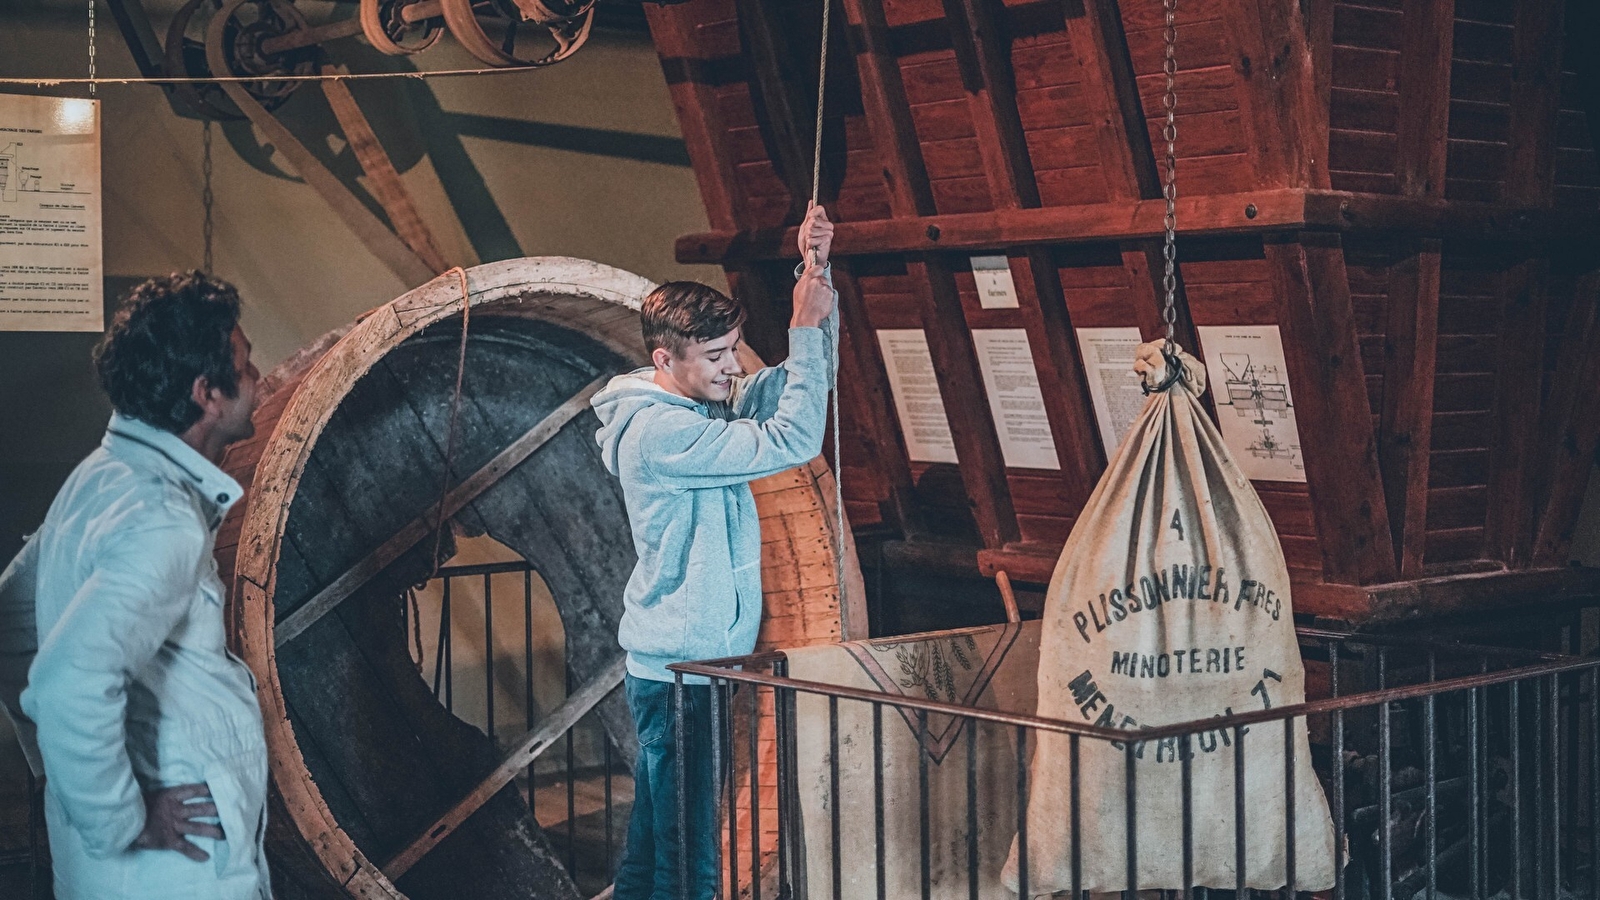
[216, 258, 866, 899]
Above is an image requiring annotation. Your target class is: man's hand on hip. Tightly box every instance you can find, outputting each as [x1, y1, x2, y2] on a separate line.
[131, 782, 223, 862]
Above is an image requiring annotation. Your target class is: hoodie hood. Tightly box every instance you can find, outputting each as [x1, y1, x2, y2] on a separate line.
[591, 368, 706, 476]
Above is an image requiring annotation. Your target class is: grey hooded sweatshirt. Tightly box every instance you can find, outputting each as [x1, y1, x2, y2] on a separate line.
[592, 324, 833, 683]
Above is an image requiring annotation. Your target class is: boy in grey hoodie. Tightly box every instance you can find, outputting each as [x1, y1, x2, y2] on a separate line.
[592, 204, 836, 900]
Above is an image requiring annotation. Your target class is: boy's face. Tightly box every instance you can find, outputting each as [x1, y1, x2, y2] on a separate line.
[652, 327, 746, 404]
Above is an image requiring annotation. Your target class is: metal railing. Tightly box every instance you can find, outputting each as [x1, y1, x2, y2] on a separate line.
[408, 558, 627, 895]
[672, 624, 1600, 900]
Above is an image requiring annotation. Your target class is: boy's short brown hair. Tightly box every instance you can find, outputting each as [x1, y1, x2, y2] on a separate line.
[641, 281, 748, 358]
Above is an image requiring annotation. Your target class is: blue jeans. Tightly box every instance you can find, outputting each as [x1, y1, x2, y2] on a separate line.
[614, 674, 720, 900]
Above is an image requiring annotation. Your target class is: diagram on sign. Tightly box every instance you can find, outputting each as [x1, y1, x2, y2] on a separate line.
[1, 143, 88, 203]
[1196, 326, 1307, 482]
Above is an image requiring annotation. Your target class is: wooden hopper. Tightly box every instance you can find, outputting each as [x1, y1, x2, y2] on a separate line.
[215, 258, 863, 899]
[642, 0, 1600, 624]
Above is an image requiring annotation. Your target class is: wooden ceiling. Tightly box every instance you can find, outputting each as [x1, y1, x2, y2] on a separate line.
[641, 0, 1600, 623]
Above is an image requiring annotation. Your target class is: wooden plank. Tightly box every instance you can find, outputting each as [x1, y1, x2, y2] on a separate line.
[1532, 270, 1600, 565]
[1220, 0, 1326, 188]
[832, 263, 924, 535]
[1064, 0, 1157, 201]
[319, 68, 453, 275]
[1502, 0, 1566, 204]
[1483, 257, 1549, 568]
[1008, 249, 1104, 506]
[840, 0, 937, 216]
[1392, 0, 1455, 197]
[735, 0, 829, 217]
[1378, 240, 1441, 577]
[274, 376, 608, 648]
[941, 0, 1040, 208]
[1295, 565, 1600, 624]
[918, 256, 1020, 549]
[645, 4, 750, 231]
[381, 656, 627, 880]
[1268, 233, 1397, 584]
[676, 187, 1307, 262]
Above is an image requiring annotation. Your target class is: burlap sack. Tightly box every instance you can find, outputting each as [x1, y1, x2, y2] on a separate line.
[788, 622, 1039, 900]
[1004, 345, 1334, 893]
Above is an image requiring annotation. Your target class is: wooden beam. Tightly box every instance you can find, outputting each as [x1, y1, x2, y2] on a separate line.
[1504, 0, 1566, 205]
[840, 0, 936, 216]
[320, 67, 454, 275]
[1268, 233, 1397, 584]
[1533, 270, 1600, 566]
[382, 656, 627, 880]
[274, 376, 608, 647]
[644, 4, 749, 231]
[1393, 0, 1455, 197]
[1378, 240, 1441, 578]
[1484, 258, 1550, 568]
[920, 258, 1021, 549]
[736, 0, 835, 217]
[1064, 0, 1157, 201]
[832, 263, 924, 536]
[678, 192, 1600, 264]
[1009, 249, 1105, 506]
[1222, 0, 1327, 188]
[942, 0, 1039, 208]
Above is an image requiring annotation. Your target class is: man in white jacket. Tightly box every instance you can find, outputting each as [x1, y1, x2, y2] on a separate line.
[4, 271, 269, 899]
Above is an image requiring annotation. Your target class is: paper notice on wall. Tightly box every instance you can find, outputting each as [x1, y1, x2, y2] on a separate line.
[876, 329, 959, 464]
[1195, 325, 1307, 482]
[0, 95, 102, 333]
[970, 255, 1019, 309]
[1074, 326, 1148, 455]
[972, 328, 1059, 470]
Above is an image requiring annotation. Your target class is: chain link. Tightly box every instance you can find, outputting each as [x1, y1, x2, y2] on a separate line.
[202, 120, 216, 273]
[87, 0, 97, 97]
[1161, 0, 1178, 351]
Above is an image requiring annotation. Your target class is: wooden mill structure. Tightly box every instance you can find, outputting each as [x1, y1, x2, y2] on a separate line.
[643, 0, 1600, 625]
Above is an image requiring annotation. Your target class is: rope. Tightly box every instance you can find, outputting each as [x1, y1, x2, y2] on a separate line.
[809, 0, 848, 619]
[429, 267, 473, 577]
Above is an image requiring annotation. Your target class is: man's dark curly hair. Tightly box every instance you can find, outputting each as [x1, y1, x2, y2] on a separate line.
[94, 271, 243, 434]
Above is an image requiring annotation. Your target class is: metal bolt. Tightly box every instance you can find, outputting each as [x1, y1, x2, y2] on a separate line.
[926, 224, 941, 241]
[1245, 203, 1258, 219]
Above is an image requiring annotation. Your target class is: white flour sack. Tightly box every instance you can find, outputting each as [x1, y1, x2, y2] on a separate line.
[1003, 344, 1334, 893]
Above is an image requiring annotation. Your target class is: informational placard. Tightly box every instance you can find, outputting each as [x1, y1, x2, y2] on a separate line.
[0, 95, 102, 332]
[970, 255, 1019, 309]
[1195, 325, 1307, 482]
[971, 328, 1058, 469]
[1074, 326, 1147, 455]
[876, 329, 959, 464]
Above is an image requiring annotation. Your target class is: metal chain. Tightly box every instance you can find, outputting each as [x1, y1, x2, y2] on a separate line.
[202, 120, 215, 273]
[1160, 0, 1179, 352]
[87, 0, 96, 97]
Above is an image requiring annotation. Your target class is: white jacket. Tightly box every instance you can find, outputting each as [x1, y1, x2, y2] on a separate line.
[11, 413, 269, 900]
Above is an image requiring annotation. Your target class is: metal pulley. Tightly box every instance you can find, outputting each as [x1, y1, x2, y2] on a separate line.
[437, 0, 596, 68]
[164, 0, 318, 119]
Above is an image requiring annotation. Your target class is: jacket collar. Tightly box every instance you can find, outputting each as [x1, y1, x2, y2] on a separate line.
[102, 413, 244, 517]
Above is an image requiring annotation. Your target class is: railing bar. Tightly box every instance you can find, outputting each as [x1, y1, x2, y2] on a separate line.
[668, 654, 1600, 742]
[1016, 725, 1029, 900]
[1235, 724, 1248, 900]
[1379, 647, 1391, 900]
[566, 664, 576, 878]
[919, 710, 931, 900]
[430, 559, 537, 578]
[524, 569, 534, 811]
[1426, 651, 1436, 900]
[444, 578, 453, 713]
[485, 572, 494, 742]
[1590, 668, 1598, 900]
[711, 678, 725, 900]
[726, 681, 739, 900]
[1181, 732, 1193, 899]
[967, 718, 979, 900]
[433, 577, 449, 700]
[1537, 678, 1547, 900]
[676, 674, 689, 900]
[1070, 733, 1081, 898]
[874, 703, 886, 900]
[1548, 674, 1560, 900]
[1125, 738, 1137, 898]
[1330, 642, 1345, 900]
[1285, 716, 1296, 894]
[830, 696, 842, 900]
[604, 731, 614, 881]
[1513, 680, 1523, 900]
[750, 679, 761, 900]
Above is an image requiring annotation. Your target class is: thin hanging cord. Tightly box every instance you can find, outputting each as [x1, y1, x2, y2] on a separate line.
[1160, 0, 1179, 352]
[202, 120, 215, 273]
[86, 0, 96, 98]
[429, 268, 473, 577]
[809, 0, 847, 618]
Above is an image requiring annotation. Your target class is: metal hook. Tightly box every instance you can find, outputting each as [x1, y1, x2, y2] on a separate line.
[1141, 348, 1184, 396]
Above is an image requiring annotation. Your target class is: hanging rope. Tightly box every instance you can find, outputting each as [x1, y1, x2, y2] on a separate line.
[429, 267, 474, 578]
[202, 120, 215, 273]
[808, 0, 848, 617]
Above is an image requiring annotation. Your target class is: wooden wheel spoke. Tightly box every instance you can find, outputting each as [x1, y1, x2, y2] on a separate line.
[381, 656, 627, 880]
[273, 374, 610, 647]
